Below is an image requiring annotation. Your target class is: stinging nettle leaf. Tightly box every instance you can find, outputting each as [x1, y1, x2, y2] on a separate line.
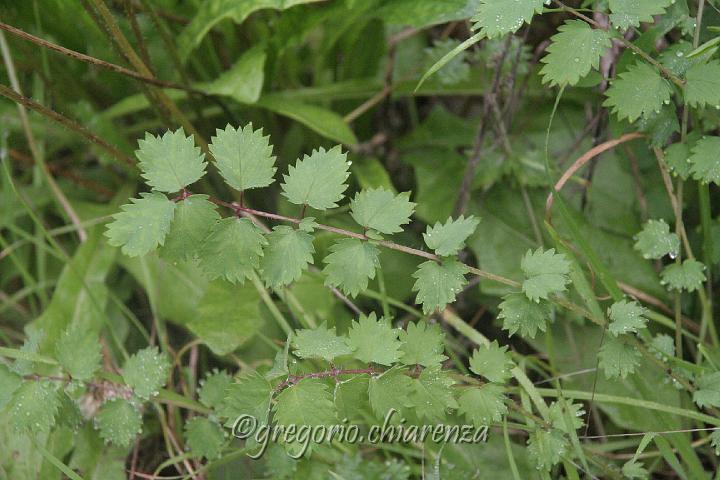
[423, 215, 480, 257]
[603, 63, 673, 123]
[472, 0, 545, 38]
[412, 259, 468, 314]
[498, 292, 552, 339]
[281, 146, 350, 210]
[661, 259, 706, 292]
[293, 323, 353, 362]
[259, 226, 315, 288]
[350, 187, 415, 234]
[210, 123, 277, 192]
[398, 321, 447, 367]
[608, 300, 648, 336]
[685, 61, 720, 108]
[540, 20, 612, 87]
[160, 194, 220, 262]
[105, 192, 176, 257]
[122, 346, 171, 399]
[521, 248, 571, 302]
[469, 340, 514, 384]
[198, 217, 267, 283]
[609, 0, 672, 30]
[95, 398, 142, 447]
[136, 128, 206, 193]
[346, 312, 402, 366]
[634, 219, 680, 260]
[323, 238, 380, 297]
[688, 136, 720, 185]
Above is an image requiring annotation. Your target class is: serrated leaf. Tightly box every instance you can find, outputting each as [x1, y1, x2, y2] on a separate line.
[323, 238, 379, 297]
[409, 365, 457, 422]
[210, 123, 276, 191]
[368, 367, 414, 420]
[350, 188, 415, 234]
[281, 146, 350, 210]
[622, 460, 649, 479]
[661, 259, 706, 292]
[266, 335, 291, 381]
[528, 428, 566, 471]
[423, 215, 479, 256]
[650, 334, 675, 359]
[9, 380, 59, 433]
[198, 217, 267, 283]
[412, 259, 468, 314]
[220, 371, 272, 426]
[472, 0, 545, 38]
[57, 391, 83, 430]
[498, 292, 552, 338]
[105, 192, 176, 257]
[0, 363, 21, 410]
[136, 129, 206, 193]
[609, 0, 672, 30]
[56, 327, 102, 381]
[521, 248, 571, 302]
[398, 321, 447, 367]
[273, 378, 337, 427]
[346, 312, 401, 366]
[634, 219, 680, 259]
[603, 63, 673, 123]
[684, 60, 720, 108]
[693, 372, 720, 408]
[185, 417, 225, 459]
[199, 370, 232, 410]
[469, 340, 514, 384]
[122, 346, 171, 399]
[95, 398, 142, 447]
[160, 195, 220, 262]
[663, 142, 692, 179]
[598, 336, 640, 379]
[548, 400, 585, 433]
[608, 300, 648, 336]
[688, 136, 720, 185]
[458, 384, 507, 427]
[540, 20, 612, 87]
[259, 226, 314, 288]
[293, 323, 353, 362]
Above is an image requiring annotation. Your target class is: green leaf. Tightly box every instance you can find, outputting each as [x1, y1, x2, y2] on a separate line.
[528, 429, 566, 471]
[634, 219, 680, 259]
[105, 192, 176, 257]
[711, 430, 720, 455]
[540, 20, 612, 87]
[622, 460, 649, 479]
[160, 194, 220, 262]
[350, 188, 415, 234]
[199, 47, 266, 104]
[685, 61, 720, 108]
[293, 323, 353, 362]
[0, 364, 21, 410]
[472, 0, 545, 38]
[423, 215, 480, 256]
[56, 327, 102, 381]
[9, 380, 59, 433]
[609, 0, 673, 29]
[498, 293, 552, 339]
[663, 142, 692, 180]
[95, 398, 142, 447]
[412, 259, 468, 314]
[198, 217, 267, 283]
[688, 136, 720, 185]
[257, 95, 358, 145]
[603, 63, 673, 123]
[185, 417, 225, 459]
[190, 280, 264, 355]
[346, 312, 401, 366]
[135, 129, 206, 193]
[661, 259, 706, 292]
[521, 248, 571, 302]
[598, 336, 641, 379]
[398, 321, 447, 367]
[210, 123, 276, 191]
[220, 371, 272, 426]
[410, 365, 458, 422]
[693, 372, 720, 408]
[273, 378, 337, 426]
[548, 400, 585, 433]
[368, 367, 414, 420]
[323, 238, 379, 297]
[608, 300, 648, 336]
[122, 346, 171, 399]
[458, 384, 507, 427]
[259, 226, 314, 288]
[266, 335, 291, 381]
[469, 340, 514, 384]
[199, 370, 233, 410]
[281, 146, 350, 210]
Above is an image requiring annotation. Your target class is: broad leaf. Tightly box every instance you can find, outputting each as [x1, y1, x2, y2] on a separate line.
[693, 372, 720, 409]
[95, 398, 142, 447]
[634, 219, 680, 259]
[9, 380, 59, 433]
[346, 312, 401, 366]
[609, 0, 673, 30]
[56, 327, 102, 381]
[604, 63, 673, 123]
[198, 217, 267, 283]
[469, 340, 514, 384]
[350, 187, 415, 234]
[323, 238, 379, 296]
[412, 259, 468, 314]
[273, 378, 337, 427]
[122, 346, 171, 399]
[423, 215, 480, 257]
[521, 248, 571, 302]
[458, 384, 507, 427]
[527, 428, 566, 471]
[688, 136, 720, 185]
[398, 321, 447, 367]
[472, 0, 545, 38]
[199, 47, 266, 104]
[293, 323, 353, 362]
[105, 192, 176, 257]
[281, 146, 350, 210]
[598, 336, 640, 379]
[661, 259, 706, 292]
[498, 293, 552, 339]
[685, 61, 720, 108]
[160, 194, 220, 262]
[136, 129, 206, 193]
[220, 371, 273, 426]
[185, 417, 225, 459]
[608, 300, 648, 336]
[409, 366, 458, 422]
[259, 226, 315, 288]
[199, 370, 233, 410]
[210, 123, 276, 191]
[540, 20, 611, 87]
[368, 367, 414, 420]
